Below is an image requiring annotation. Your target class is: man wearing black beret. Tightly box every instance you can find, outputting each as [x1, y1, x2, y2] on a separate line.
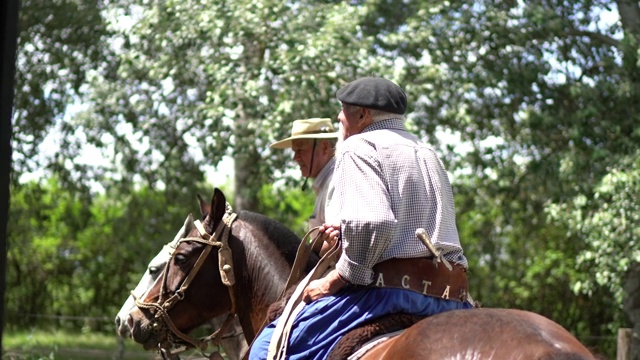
[334, 76, 407, 115]
[250, 77, 475, 360]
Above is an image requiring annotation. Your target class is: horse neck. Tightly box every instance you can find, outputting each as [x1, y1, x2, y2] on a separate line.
[229, 218, 295, 342]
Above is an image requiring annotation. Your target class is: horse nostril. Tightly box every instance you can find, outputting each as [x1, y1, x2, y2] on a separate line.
[115, 316, 121, 328]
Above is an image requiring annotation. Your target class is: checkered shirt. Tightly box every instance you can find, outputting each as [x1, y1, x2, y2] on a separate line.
[333, 118, 468, 285]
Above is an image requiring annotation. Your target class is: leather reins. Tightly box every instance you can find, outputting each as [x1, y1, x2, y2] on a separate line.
[135, 212, 238, 359]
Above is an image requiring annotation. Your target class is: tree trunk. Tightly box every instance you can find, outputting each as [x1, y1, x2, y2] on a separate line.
[616, 0, 640, 37]
[623, 262, 640, 360]
[619, 1, 640, 357]
[232, 37, 267, 212]
[233, 142, 261, 212]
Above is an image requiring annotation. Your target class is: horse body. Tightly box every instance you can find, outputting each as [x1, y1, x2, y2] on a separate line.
[115, 214, 248, 359]
[127, 188, 596, 359]
[128, 189, 314, 352]
[360, 308, 596, 360]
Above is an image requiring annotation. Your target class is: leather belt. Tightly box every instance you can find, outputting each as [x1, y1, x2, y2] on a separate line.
[369, 257, 469, 302]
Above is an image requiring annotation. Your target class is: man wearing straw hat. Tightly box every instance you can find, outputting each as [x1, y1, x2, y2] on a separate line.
[270, 118, 338, 230]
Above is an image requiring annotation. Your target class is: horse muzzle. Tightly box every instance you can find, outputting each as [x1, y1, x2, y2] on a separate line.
[114, 314, 131, 338]
[128, 308, 168, 350]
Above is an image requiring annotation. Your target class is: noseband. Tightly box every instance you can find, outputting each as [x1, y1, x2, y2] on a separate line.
[136, 211, 238, 358]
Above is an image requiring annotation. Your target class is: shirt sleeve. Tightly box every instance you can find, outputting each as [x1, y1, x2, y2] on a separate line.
[333, 140, 397, 285]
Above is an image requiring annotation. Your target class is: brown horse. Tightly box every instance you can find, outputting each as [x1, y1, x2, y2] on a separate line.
[127, 188, 318, 354]
[128, 188, 597, 359]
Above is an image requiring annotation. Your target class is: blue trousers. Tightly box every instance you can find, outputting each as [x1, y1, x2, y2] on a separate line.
[249, 287, 473, 360]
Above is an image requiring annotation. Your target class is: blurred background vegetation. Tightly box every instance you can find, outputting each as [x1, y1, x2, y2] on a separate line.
[6, 0, 640, 359]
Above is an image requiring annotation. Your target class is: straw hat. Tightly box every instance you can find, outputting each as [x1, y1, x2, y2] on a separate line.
[270, 118, 338, 149]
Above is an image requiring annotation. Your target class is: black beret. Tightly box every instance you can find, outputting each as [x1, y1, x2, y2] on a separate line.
[336, 77, 407, 115]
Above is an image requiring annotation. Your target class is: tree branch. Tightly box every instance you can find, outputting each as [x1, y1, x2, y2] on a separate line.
[566, 29, 621, 49]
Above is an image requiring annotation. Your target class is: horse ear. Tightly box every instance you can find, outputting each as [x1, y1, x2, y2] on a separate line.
[197, 193, 210, 219]
[210, 188, 227, 228]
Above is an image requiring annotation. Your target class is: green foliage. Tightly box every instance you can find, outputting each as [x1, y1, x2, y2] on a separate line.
[4, 328, 158, 359]
[74, 0, 397, 210]
[549, 152, 640, 303]
[256, 183, 315, 237]
[386, 2, 640, 354]
[7, 180, 90, 325]
[5, 176, 312, 333]
[13, 0, 113, 187]
[6, 179, 207, 330]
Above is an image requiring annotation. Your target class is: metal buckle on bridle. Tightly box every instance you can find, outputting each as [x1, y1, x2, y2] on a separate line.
[159, 341, 186, 360]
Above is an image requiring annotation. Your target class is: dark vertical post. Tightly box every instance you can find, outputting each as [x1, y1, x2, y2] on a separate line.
[1, 0, 20, 353]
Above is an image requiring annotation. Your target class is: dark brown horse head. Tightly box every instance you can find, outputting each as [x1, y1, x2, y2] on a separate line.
[127, 188, 313, 352]
[127, 188, 230, 350]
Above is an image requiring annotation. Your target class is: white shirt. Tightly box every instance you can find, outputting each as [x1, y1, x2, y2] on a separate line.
[309, 157, 336, 229]
[333, 118, 467, 285]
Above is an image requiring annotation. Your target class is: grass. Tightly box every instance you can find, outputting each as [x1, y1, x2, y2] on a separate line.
[1, 329, 210, 360]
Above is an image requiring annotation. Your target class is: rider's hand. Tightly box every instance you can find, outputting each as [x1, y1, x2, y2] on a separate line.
[302, 269, 347, 303]
[318, 223, 340, 257]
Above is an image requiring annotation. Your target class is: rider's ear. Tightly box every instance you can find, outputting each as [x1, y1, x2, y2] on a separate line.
[359, 108, 368, 122]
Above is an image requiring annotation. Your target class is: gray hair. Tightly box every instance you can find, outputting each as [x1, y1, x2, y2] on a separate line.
[369, 109, 405, 122]
[321, 137, 338, 152]
[342, 103, 405, 122]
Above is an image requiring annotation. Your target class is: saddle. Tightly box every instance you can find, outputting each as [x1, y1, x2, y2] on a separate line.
[265, 287, 423, 360]
[328, 313, 424, 360]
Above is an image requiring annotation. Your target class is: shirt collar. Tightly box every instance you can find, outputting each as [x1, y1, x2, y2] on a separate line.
[361, 118, 406, 133]
[312, 157, 336, 194]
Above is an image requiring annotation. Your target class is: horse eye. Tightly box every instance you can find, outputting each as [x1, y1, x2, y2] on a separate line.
[148, 266, 160, 275]
[174, 254, 188, 265]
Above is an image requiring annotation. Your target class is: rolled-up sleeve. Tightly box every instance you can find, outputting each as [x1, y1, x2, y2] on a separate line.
[333, 140, 396, 285]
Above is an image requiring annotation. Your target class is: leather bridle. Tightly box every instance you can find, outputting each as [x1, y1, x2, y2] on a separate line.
[135, 211, 238, 359]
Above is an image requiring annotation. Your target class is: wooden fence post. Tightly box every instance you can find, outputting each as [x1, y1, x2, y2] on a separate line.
[618, 328, 632, 360]
[113, 336, 125, 360]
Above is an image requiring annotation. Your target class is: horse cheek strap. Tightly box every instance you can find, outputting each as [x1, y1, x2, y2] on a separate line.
[218, 212, 237, 287]
[218, 246, 235, 286]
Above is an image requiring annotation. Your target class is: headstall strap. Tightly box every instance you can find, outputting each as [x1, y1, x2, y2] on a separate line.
[207, 211, 239, 351]
[218, 212, 237, 288]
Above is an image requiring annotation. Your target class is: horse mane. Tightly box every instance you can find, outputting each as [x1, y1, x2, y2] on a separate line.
[237, 210, 319, 269]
